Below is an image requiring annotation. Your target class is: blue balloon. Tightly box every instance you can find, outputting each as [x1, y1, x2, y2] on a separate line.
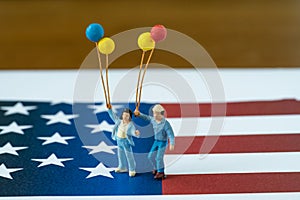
[85, 23, 104, 42]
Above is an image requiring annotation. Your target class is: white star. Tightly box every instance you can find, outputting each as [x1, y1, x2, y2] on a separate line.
[31, 153, 73, 168]
[0, 142, 28, 156]
[0, 121, 33, 135]
[1, 102, 37, 116]
[41, 111, 79, 125]
[82, 141, 117, 155]
[0, 164, 22, 179]
[85, 121, 114, 134]
[37, 132, 75, 145]
[80, 162, 115, 179]
[87, 104, 123, 114]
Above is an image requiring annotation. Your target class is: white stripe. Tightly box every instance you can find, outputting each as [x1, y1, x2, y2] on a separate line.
[1, 192, 300, 200]
[0, 68, 299, 102]
[168, 114, 300, 136]
[165, 152, 300, 175]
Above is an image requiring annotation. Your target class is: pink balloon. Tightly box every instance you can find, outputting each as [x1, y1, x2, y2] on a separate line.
[150, 25, 167, 42]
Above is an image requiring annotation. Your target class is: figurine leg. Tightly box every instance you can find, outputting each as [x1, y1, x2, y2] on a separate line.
[124, 143, 136, 172]
[148, 141, 159, 171]
[156, 141, 167, 173]
[117, 140, 128, 170]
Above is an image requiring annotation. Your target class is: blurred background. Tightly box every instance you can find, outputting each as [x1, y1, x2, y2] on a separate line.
[1, 0, 300, 69]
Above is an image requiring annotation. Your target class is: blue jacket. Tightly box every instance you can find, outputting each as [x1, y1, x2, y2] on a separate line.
[139, 113, 175, 145]
[107, 109, 139, 146]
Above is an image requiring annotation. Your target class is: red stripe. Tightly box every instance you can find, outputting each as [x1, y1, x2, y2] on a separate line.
[165, 134, 300, 154]
[162, 172, 300, 194]
[161, 99, 300, 117]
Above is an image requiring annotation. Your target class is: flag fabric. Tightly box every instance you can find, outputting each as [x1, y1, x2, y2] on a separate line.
[0, 100, 300, 197]
[1, 69, 300, 199]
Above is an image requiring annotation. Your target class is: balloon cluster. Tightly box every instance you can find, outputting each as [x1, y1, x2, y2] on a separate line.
[137, 25, 167, 51]
[135, 25, 167, 110]
[86, 23, 115, 55]
[85, 23, 167, 109]
[85, 23, 115, 107]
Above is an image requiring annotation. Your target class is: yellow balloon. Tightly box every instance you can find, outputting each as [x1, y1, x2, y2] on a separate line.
[98, 37, 115, 54]
[138, 32, 155, 51]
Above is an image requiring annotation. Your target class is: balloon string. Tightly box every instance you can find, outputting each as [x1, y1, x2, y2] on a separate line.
[105, 54, 111, 106]
[135, 51, 145, 109]
[138, 48, 154, 109]
[95, 42, 108, 106]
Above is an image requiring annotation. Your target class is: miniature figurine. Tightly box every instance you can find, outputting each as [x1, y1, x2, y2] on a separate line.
[134, 104, 175, 179]
[107, 104, 140, 177]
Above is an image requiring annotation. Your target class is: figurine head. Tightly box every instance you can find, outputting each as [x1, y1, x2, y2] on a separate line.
[152, 104, 165, 121]
[120, 108, 133, 122]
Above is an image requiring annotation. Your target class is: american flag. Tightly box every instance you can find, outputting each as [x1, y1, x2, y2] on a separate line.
[0, 69, 300, 199]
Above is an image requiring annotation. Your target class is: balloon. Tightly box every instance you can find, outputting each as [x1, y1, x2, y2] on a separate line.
[150, 25, 167, 42]
[97, 37, 115, 54]
[138, 32, 155, 51]
[85, 23, 104, 42]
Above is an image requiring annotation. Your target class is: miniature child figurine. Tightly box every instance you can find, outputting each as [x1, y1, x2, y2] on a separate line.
[134, 104, 175, 179]
[107, 104, 140, 177]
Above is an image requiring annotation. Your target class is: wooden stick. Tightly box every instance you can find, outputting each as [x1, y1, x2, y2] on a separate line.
[105, 53, 111, 105]
[95, 42, 108, 105]
[137, 48, 154, 108]
[135, 51, 145, 109]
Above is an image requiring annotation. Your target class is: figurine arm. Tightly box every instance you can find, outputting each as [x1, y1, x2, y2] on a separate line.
[138, 112, 152, 122]
[107, 108, 119, 123]
[128, 124, 140, 138]
[165, 121, 175, 150]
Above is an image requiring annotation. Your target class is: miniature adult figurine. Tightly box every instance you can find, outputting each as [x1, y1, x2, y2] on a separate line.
[134, 104, 175, 179]
[107, 104, 140, 177]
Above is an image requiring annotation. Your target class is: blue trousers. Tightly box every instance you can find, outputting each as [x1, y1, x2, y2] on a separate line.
[117, 138, 136, 171]
[148, 140, 167, 173]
